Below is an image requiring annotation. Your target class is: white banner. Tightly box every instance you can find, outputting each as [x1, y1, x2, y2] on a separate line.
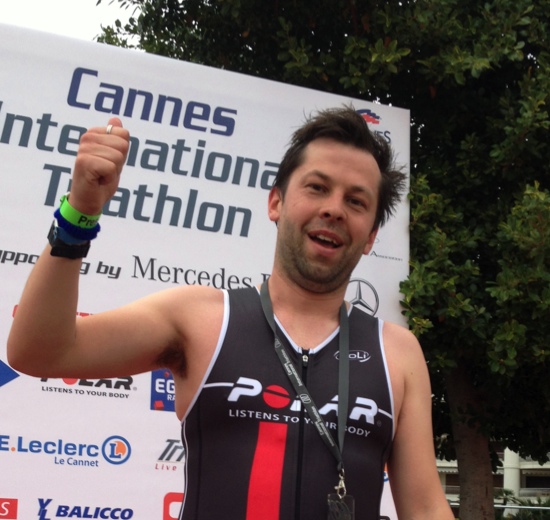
[0, 23, 407, 519]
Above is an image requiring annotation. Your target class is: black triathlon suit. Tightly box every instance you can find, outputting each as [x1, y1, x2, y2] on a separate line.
[180, 287, 394, 520]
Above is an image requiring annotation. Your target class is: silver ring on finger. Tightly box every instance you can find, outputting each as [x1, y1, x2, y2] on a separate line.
[106, 124, 113, 135]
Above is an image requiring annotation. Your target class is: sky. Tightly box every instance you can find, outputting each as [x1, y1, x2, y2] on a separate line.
[0, 0, 132, 41]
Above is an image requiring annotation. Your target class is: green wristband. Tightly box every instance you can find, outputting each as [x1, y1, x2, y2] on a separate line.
[59, 193, 102, 229]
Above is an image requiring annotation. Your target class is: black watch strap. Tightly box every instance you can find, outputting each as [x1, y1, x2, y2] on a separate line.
[48, 221, 90, 259]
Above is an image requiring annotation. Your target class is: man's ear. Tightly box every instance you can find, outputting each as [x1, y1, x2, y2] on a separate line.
[268, 187, 283, 223]
[363, 227, 379, 255]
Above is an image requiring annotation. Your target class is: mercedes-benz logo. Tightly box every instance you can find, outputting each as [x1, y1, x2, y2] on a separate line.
[345, 278, 379, 316]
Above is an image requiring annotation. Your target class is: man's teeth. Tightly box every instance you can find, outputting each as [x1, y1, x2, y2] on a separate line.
[316, 234, 338, 247]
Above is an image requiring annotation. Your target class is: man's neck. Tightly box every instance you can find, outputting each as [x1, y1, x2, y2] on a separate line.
[264, 270, 348, 350]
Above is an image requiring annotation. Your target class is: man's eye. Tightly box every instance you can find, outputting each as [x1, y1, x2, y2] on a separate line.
[349, 198, 367, 208]
[308, 183, 324, 192]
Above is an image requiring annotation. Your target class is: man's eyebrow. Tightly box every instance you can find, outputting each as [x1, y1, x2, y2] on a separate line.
[303, 170, 329, 181]
[304, 170, 376, 198]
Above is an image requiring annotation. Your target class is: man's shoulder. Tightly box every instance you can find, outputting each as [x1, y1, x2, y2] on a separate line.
[226, 285, 259, 297]
[150, 284, 226, 330]
[381, 320, 421, 350]
[160, 283, 225, 305]
[381, 320, 427, 382]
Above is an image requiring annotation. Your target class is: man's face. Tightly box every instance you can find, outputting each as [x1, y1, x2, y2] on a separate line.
[268, 138, 381, 294]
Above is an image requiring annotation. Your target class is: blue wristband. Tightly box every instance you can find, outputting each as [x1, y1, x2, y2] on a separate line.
[54, 208, 101, 241]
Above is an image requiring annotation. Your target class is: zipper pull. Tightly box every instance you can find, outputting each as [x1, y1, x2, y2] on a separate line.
[302, 351, 309, 368]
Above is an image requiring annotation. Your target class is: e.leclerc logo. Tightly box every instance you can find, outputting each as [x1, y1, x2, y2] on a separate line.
[0, 434, 131, 467]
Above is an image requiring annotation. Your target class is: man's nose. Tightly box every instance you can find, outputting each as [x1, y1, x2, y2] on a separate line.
[319, 194, 346, 221]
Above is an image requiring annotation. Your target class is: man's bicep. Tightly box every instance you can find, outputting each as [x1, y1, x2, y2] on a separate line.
[59, 294, 182, 379]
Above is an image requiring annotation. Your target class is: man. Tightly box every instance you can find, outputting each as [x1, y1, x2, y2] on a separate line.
[8, 107, 453, 519]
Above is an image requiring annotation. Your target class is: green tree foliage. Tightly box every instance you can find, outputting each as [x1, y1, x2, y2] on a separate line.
[97, 1, 550, 517]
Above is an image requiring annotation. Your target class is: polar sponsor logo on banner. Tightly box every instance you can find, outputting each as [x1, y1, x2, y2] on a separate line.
[0, 434, 131, 467]
[151, 369, 175, 412]
[0, 498, 18, 519]
[0, 360, 19, 389]
[156, 439, 185, 471]
[40, 377, 135, 399]
[163, 493, 184, 520]
[37, 498, 133, 520]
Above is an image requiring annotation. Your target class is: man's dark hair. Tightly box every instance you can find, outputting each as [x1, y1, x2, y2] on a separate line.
[274, 106, 407, 230]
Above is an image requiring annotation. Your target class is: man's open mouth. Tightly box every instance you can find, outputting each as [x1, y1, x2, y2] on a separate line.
[309, 233, 342, 249]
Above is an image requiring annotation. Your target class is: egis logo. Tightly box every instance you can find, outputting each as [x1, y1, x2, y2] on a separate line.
[357, 108, 381, 125]
[0, 361, 19, 388]
[151, 369, 175, 412]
